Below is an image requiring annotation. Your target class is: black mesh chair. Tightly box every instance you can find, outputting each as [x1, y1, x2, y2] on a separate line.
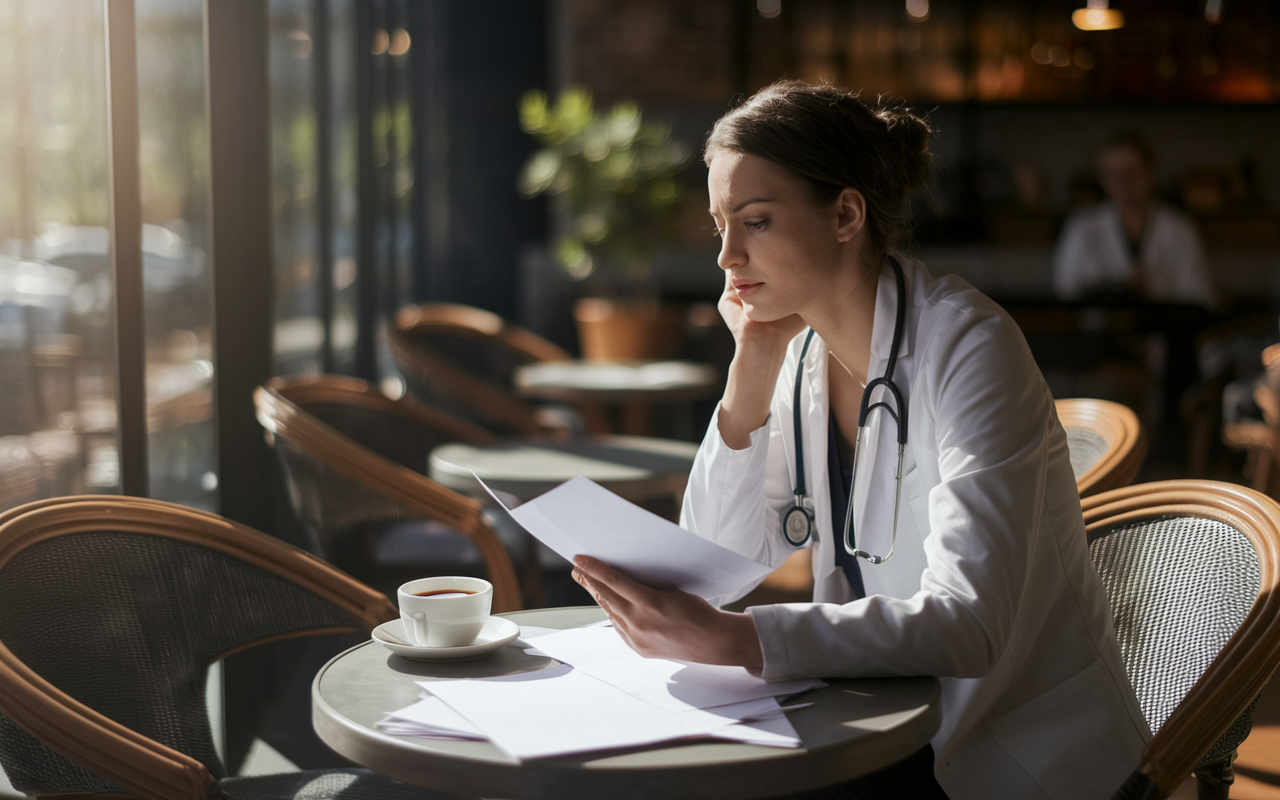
[1081, 481, 1280, 799]
[387, 302, 607, 437]
[1056, 398, 1147, 497]
[0, 495, 459, 799]
[255, 375, 524, 612]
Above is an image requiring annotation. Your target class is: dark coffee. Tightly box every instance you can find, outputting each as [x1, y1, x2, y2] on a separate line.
[411, 588, 477, 598]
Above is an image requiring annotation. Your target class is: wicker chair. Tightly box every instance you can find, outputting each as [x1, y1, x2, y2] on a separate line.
[254, 374, 522, 613]
[387, 302, 607, 436]
[0, 495, 456, 799]
[1056, 398, 1147, 497]
[1081, 481, 1280, 799]
[1222, 342, 1280, 493]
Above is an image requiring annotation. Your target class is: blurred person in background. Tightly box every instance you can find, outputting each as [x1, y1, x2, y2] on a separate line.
[1053, 130, 1216, 308]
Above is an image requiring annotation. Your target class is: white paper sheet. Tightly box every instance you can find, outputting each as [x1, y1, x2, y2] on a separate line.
[528, 627, 824, 713]
[476, 474, 772, 599]
[376, 696, 486, 740]
[416, 664, 797, 759]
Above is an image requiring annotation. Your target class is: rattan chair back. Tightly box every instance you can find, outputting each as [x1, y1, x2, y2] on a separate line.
[254, 375, 521, 613]
[1056, 398, 1146, 497]
[1082, 481, 1280, 799]
[0, 495, 398, 800]
[388, 303, 606, 436]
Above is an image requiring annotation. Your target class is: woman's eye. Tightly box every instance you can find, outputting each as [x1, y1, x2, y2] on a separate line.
[745, 219, 768, 231]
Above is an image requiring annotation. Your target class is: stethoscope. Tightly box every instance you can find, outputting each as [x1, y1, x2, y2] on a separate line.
[781, 256, 908, 565]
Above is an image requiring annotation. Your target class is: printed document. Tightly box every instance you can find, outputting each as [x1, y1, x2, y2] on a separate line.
[477, 474, 771, 599]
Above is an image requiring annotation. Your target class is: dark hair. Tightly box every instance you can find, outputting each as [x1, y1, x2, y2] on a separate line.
[704, 80, 932, 267]
[1098, 129, 1157, 170]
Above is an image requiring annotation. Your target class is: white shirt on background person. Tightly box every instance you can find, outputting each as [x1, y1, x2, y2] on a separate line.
[1053, 201, 1216, 307]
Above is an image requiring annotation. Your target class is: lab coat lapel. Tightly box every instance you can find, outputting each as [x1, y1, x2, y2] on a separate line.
[851, 261, 912, 562]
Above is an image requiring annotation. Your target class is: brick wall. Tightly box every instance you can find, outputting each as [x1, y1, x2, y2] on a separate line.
[569, 0, 733, 104]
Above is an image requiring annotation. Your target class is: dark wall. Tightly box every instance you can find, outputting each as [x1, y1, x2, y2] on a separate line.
[421, 1, 546, 320]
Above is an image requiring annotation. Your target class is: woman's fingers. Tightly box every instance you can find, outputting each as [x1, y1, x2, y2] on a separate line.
[572, 563, 633, 620]
[573, 555, 648, 603]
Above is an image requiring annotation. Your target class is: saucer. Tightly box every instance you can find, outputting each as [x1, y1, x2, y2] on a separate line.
[372, 616, 521, 661]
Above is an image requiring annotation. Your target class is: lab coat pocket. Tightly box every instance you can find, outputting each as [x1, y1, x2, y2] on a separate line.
[987, 658, 1128, 800]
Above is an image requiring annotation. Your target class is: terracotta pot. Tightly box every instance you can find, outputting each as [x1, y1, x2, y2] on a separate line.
[573, 298, 685, 362]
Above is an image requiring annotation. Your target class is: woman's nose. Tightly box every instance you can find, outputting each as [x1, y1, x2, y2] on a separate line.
[717, 230, 745, 271]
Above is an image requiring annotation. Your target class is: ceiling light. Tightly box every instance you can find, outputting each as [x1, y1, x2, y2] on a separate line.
[1072, 0, 1124, 31]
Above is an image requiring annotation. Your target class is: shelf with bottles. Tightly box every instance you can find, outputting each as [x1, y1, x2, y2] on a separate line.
[744, 0, 1280, 106]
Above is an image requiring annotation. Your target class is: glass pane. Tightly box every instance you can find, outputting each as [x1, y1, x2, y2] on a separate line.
[330, 0, 358, 374]
[0, 0, 117, 508]
[136, 0, 217, 510]
[271, 0, 322, 376]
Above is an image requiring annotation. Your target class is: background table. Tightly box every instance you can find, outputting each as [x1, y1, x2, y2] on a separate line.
[312, 606, 941, 800]
[515, 361, 718, 436]
[429, 435, 699, 503]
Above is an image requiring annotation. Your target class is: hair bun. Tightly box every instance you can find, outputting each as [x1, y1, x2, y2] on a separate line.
[874, 102, 932, 193]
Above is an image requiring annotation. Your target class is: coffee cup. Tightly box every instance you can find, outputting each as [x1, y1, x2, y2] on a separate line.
[397, 576, 493, 648]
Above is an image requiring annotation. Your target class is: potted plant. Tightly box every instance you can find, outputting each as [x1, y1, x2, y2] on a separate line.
[518, 88, 690, 361]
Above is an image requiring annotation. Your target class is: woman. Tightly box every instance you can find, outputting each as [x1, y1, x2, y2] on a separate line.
[572, 81, 1149, 800]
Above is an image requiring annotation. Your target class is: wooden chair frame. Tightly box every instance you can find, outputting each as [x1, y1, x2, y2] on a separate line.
[255, 375, 523, 613]
[389, 303, 608, 436]
[1081, 481, 1280, 799]
[0, 495, 397, 800]
[1056, 398, 1147, 496]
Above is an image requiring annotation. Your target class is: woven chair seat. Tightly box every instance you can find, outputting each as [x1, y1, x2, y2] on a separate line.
[1082, 481, 1280, 799]
[0, 497, 460, 800]
[1056, 398, 1146, 497]
[220, 768, 458, 799]
[1089, 515, 1261, 769]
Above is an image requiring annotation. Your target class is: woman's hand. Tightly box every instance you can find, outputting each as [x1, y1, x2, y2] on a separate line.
[717, 271, 807, 354]
[717, 272, 807, 449]
[572, 555, 764, 670]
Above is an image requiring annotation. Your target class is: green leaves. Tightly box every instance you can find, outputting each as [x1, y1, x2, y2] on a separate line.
[517, 88, 690, 282]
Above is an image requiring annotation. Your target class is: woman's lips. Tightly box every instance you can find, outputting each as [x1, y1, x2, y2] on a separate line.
[733, 280, 763, 299]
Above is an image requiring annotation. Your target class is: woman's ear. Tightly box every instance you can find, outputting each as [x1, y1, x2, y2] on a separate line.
[835, 188, 866, 243]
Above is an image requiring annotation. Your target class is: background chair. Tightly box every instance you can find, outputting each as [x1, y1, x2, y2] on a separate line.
[1056, 397, 1147, 496]
[1222, 342, 1280, 495]
[1080, 481, 1280, 799]
[0, 495, 452, 800]
[387, 302, 607, 437]
[255, 374, 523, 612]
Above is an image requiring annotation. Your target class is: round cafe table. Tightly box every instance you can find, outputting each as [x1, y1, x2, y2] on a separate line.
[312, 606, 941, 800]
[514, 361, 718, 436]
[428, 435, 699, 502]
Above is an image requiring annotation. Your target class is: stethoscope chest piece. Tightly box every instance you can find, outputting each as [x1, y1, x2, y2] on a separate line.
[783, 504, 813, 547]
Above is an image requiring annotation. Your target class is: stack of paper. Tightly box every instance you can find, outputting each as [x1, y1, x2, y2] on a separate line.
[375, 475, 819, 760]
[377, 627, 821, 759]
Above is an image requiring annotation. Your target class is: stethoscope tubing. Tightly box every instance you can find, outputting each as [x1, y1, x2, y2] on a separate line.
[785, 256, 909, 564]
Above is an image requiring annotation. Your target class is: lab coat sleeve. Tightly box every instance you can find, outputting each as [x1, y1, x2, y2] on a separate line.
[680, 399, 801, 576]
[748, 305, 1050, 681]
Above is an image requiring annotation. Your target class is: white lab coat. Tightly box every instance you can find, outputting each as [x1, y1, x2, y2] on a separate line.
[680, 256, 1151, 800]
[1053, 202, 1216, 307]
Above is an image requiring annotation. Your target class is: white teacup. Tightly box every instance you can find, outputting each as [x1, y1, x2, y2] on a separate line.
[397, 576, 493, 648]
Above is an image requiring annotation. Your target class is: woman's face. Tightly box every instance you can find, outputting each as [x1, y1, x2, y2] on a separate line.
[707, 149, 855, 323]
